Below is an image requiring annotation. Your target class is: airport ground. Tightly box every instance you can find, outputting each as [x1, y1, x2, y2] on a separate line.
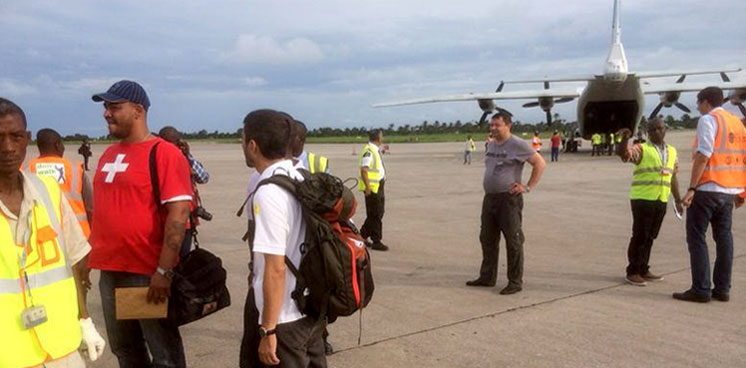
[39, 129, 746, 367]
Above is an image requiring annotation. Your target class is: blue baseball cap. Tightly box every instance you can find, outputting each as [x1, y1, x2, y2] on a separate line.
[92, 80, 150, 111]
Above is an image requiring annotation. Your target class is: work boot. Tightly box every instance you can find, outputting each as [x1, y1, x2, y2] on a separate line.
[641, 271, 664, 282]
[371, 242, 389, 251]
[625, 274, 647, 286]
[465, 278, 495, 287]
[711, 290, 730, 302]
[499, 284, 522, 295]
[324, 340, 334, 355]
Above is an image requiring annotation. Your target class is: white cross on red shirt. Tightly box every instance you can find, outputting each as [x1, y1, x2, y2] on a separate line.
[102, 154, 129, 183]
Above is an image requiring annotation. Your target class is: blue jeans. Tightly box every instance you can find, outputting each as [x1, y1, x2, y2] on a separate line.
[99, 271, 186, 368]
[685, 191, 735, 296]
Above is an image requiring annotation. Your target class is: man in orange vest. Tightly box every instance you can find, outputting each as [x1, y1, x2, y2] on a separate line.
[531, 131, 542, 153]
[27, 129, 93, 238]
[676, 87, 746, 303]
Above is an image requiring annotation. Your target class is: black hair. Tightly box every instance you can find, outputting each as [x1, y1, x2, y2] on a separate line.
[294, 120, 307, 141]
[243, 109, 293, 160]
[368, 129, 382, 142]
[491, 111, 512, 125]
[697, 87, 724, 107]
[36, 128, 62, 151]
[158, 126, 181, 143]
[0, 97, 27, 128]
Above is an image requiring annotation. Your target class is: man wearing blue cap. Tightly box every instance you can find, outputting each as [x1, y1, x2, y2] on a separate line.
[88, 80, 193, 367]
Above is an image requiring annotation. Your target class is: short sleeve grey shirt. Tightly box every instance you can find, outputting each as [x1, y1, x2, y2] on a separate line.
[483, 135, 536, 193]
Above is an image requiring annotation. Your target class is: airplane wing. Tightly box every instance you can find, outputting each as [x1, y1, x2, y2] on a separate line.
[371, 88, 582, 108]
[634, 68, 741, 79]
[641, 79, 746, 95]
[502, 75, 595, 84]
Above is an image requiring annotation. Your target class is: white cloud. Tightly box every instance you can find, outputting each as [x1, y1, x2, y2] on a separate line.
[0, 79, 37, 96]
[243, 76, 267, 87]
[220, 34, 324, 64]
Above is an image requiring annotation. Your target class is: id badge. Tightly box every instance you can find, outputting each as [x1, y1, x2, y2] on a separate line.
[21, 305, 47, 329]
[660, 168, 672, 176]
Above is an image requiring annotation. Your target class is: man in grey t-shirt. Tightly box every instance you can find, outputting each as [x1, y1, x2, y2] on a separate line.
[466, 111, 546, 295]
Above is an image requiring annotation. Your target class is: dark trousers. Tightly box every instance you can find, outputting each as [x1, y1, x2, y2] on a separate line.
[686, 191, 735, 296]
[464, 151, 472, 164]
[627, 199, 667, 276]
[99, 271, 186, 368]
[240, 289, 327, 368]
[477, 192, 525, 286]
[360, 180, 385, 243]
[83, 155, 90, 171]
[550, 147, 559, 162]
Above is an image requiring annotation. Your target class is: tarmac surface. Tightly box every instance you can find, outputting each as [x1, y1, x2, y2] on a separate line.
[45, 130, 746, 367]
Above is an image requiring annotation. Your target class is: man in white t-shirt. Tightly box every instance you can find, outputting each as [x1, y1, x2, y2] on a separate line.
[239, 109, 326, 368]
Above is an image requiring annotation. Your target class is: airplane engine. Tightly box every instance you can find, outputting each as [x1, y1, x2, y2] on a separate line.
[727, 88, 746, 104]
[649, 91, 690, 118]
[477, 99, 496, 126]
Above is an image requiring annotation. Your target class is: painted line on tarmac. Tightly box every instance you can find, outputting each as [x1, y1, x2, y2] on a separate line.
[336, 252, 746, 354]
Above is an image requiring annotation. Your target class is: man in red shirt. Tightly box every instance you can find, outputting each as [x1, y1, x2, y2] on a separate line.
[550, 130, 561, 162]
[89, 80, 193, 368]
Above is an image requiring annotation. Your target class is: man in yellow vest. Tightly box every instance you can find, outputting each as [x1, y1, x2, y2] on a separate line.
[27, 128, 93, 238]
[676, 87, 746, 303]
[616, 118, 683, 286]
[591, 133, 602, 156]
[359, 129, 388, 251]
[0, 98, 105, 368]
[291, 121, 330, 174]
[464, 134, 476, 165]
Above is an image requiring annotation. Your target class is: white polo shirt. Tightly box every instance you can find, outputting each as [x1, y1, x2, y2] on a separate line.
[251, 159, 306, 324]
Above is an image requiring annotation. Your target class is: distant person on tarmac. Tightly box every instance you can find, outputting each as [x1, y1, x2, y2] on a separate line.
[466, 111, 545, 295]
[591, 133, 602, 156]
[464, 134, 476, 164]
[531, 131, 542, 153]
[550, 130, 561, 162]
[616, 118, 682, 287]
[359, 129, 388, 251]
[292, 121, 330, 174]
[78, 137, 93, 171]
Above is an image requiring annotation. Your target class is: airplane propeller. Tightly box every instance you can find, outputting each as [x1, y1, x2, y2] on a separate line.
[649, 74, 690, 119]
[477, 81, 506, 127]
[520, 81, 574, 128]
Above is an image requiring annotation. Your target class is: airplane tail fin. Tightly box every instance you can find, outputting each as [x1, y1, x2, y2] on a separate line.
[611, 0, 621, 44]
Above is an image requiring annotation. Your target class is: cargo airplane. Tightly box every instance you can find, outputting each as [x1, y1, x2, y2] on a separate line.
[372, 0, 746, 139]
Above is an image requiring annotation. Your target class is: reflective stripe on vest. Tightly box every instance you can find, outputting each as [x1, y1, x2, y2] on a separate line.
[698, 109, 746, 188]
[28, 158, 90, 238]
[629, 142, 677, 202]
[0, 174, 82, 368]
[358, 143, 383, 193]
[307, 152, 329, 174]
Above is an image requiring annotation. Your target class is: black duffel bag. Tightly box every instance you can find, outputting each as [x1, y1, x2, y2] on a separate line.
[168, 244, 231, 326]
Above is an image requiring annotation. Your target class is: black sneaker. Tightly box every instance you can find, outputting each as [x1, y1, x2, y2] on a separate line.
[371, 242, 389, 251]
[672, 290, 710, 303]
[499, 284, 522, 295]
[465, 278, 496, 287]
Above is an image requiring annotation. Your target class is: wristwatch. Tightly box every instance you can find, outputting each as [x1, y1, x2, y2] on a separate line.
[156, 266, 175, 280]
[259, 326, 276, 337]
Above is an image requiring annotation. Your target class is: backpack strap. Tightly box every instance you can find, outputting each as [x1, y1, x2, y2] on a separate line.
[149, 141, 161, 209]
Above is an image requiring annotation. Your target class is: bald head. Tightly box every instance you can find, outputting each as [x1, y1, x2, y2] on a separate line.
[36, 128, 64, 156]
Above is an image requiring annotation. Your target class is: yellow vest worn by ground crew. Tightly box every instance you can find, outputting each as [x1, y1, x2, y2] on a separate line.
[307, 152, 329, 174]
[27, 156, 90, 238]
[0, 174, 82, 368]
[630, 142, 677, 202]
[358, 143, 383, 194]
[592, 134, 601, 145]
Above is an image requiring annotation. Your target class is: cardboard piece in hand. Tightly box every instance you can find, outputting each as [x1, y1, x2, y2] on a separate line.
[115, 287, 168, 320]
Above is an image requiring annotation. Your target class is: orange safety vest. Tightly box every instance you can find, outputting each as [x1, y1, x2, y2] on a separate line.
[532, 136, 542, 150]
[27, 157, 91, 237]
[696, 109, 746, 189]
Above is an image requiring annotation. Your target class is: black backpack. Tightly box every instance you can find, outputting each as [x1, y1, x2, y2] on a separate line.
[247, 170, 374, 323]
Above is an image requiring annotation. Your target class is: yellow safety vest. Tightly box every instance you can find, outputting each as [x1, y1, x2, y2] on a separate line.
[307, 152, 329, 174]
[0, 174, 82, 368]
[629, 142, 677, 202]
[592, 134, 601, 145]
[358, 143, 383, 194]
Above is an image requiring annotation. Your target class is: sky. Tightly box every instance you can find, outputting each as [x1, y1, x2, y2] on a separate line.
[1, 0, 745, 136]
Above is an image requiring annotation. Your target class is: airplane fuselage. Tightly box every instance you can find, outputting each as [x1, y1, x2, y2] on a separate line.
[577, 76, 643, 139]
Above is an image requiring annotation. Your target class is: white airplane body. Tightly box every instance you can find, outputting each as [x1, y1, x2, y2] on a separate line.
[372, 0, 746, 139]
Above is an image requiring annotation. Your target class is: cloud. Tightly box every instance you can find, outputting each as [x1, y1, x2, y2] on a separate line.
[243, 76, 267, 87]
[0, 79, 37, 96]
[220, 34, 324, 64]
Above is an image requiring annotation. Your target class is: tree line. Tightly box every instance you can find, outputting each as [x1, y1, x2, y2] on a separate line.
[65, 114, 700, 141]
